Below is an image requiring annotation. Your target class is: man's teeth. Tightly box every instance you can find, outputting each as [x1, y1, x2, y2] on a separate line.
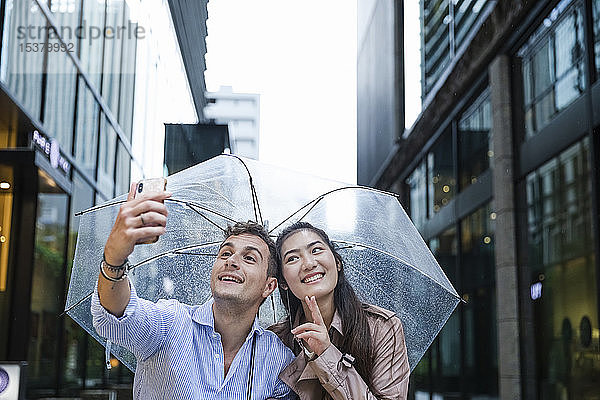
[221, 276, 241, 283]
[303, 273, 324, 283]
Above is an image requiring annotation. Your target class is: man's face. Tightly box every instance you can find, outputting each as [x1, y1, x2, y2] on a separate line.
[210, 233, 276, 307]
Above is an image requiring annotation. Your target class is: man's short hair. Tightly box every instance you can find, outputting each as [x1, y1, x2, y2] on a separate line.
[224, 221, 277, 278]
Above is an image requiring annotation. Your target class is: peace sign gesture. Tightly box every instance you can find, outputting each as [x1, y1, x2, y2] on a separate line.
[291, 296, 332, 356]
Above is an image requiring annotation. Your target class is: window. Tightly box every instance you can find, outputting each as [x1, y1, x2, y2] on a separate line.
[28, 171, 69, 395]
[406, 161, 427, 231]
[428, 129, 455, 216]
[0, 0, 46, 119]
[460, 204, 497, 395]
[526, 137, 598, 398]
[518, 0, 586, 138]
[458, 89, 492, 189]
[594, 0, 600, 75]
[422, 0, 491, 96]
[74, 79, 100, 177]
[415, 205, 498, 399]
[42, 0, 81, 152]
[97, 113, 117, 197]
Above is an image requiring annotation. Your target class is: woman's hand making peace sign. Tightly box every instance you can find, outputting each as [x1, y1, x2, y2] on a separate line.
[291, 296, 332, 356]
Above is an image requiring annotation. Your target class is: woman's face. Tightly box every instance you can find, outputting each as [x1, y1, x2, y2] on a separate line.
[280, 229, 339, 303]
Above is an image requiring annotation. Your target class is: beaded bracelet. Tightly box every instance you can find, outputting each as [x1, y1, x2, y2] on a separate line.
[100, 254, 129, 282]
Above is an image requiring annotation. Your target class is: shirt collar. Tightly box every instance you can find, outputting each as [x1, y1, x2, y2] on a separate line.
[192, 298, 264, 336]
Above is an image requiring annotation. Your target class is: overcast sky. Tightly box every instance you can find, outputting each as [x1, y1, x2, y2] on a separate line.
[204, 1, 421, 185]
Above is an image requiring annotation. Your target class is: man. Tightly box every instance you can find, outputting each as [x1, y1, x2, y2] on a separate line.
[92, 183, 294, 400]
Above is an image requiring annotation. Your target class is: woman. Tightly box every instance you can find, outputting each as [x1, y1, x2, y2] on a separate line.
[269, 222, 409, 400]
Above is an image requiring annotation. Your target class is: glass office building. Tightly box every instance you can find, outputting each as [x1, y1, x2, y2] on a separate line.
[0, 0, 195, 397]
[362, 0, 600, 398]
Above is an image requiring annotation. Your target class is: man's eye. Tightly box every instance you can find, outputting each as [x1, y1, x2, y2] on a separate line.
[245, 255, 256, 262]
[220, 251, 231, 258]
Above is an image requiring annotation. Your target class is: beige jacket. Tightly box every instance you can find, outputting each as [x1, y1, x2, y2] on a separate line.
[269, 304, 409, 400]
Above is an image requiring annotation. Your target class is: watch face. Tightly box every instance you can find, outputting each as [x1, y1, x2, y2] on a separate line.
[0, 367, 9, 394]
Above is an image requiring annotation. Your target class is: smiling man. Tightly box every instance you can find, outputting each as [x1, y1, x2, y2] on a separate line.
[91, 184, 294, 400]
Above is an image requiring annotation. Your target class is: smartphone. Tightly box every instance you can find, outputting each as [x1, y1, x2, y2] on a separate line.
[134, 177, 167, 244]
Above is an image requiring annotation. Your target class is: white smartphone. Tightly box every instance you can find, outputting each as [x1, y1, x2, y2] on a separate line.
[134, 177, 167, 244]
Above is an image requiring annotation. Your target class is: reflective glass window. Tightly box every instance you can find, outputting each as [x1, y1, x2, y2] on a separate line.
[28, 170, 69, 395]
[526, 138, 598, 398]
[0, 0, 46, 119]
[458, 89, 492, 190]
[43, 52, 77, 153]
[428, 128, 455, 216]
[62, 172, 92, 390]
[594, 0, 600, 75]
[518, 0, 586, 138]
[74, 78, 100, 178]
[101, 0, 124, 115]
[115, 141, 131, 196]
[428, 227, 460, 396]
[78, 0, 105, 89]
[97, 114, 117, 197]
[0, 105, 18, 148]
[422, 0, 450, 96]
[422, 0, 491, 97]
[117, 2, 138, 141]
[460, 204, 497, 396]
[406, 160, 427, 231]
[0, 165, 14, 360]
[42, 0, 81, 153]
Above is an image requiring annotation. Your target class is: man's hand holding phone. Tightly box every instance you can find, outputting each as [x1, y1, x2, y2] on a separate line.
[104, 179, 170, 266]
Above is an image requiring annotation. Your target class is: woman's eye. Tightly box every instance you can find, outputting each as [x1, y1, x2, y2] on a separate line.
[312, 247, 323, 254]
[286, 255, 298, 263]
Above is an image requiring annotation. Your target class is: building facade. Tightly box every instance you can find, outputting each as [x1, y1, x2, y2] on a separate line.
[0, 0, 198, 397]
[204, 86, 260, 160]
[360, 0, 600, 399]
[357, 0, 403, 185]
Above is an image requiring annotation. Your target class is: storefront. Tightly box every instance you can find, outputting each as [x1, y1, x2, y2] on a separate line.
[0, 0, 140, 396]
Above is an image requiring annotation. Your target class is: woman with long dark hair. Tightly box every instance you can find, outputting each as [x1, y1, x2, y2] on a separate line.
[269, 222, 409, 399]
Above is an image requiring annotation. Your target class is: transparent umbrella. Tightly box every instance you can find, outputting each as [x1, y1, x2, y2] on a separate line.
[65, 154, 460, 373]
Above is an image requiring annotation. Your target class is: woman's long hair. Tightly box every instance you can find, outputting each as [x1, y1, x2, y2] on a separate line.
[276, 222, 375, 390]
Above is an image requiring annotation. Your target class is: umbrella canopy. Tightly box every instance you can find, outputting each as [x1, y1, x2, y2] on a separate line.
[66, 154, 460, 373]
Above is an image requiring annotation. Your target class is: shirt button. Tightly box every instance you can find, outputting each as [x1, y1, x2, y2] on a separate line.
[214, 353, 219, 359]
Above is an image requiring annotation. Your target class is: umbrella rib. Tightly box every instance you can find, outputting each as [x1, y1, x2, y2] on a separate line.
[129, 240, 224, 269]
[64, 241, 224, 315]
[63, 292, 94, 315]
[76, 198, 237, 228]
[269, 186, 400, 234]
[332, 239, 461, 300]
[75, 199, 126, 216]
[252, 184, 263, 225]
[269, 197, 323, 233]
[228, 155, 263, 224]
[184, 203, 228, 232]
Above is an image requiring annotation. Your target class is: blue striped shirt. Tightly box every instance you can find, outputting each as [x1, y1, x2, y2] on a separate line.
[91, 283, 295, 400]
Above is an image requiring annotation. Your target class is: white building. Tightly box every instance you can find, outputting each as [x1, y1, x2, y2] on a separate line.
[204, 86, 260, 159]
